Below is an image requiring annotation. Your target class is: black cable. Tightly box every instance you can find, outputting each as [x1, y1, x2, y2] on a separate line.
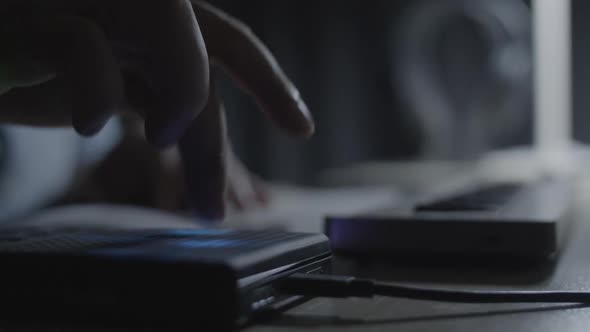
[280, 273, 590, 304]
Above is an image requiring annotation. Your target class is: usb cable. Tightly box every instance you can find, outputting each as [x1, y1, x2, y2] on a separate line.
[280, 274, 590, 304]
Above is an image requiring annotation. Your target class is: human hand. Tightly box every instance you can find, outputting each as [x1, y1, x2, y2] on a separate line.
[0, 0, 313, 220]
[57, 128, 269, 217]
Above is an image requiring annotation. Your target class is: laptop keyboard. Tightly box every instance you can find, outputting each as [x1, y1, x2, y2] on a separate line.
[0, 228, 313, 255]
[415, 183, 523, 212]
[0, 232, 149, 253]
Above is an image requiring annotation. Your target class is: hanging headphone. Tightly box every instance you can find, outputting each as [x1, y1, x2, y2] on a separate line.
[392, 0, 532, 159]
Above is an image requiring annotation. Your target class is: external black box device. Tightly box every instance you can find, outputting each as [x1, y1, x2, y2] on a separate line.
[0, 228, 332, 329]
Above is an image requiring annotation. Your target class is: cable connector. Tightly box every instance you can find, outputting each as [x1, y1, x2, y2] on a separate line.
[279, 273, 375, 298]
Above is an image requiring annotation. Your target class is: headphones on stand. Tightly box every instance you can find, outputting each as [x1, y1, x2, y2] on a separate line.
[393, 0, 532, 159]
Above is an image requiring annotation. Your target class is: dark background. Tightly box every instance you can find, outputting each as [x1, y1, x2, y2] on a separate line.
[201, 0, 589, 185]
[211, 0, 424, 184]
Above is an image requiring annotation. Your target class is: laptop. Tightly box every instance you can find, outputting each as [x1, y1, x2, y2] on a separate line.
[326, 0, 578, 261]
[326, 178, 573, 260]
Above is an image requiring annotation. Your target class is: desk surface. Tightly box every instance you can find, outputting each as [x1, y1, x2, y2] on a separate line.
[243, 175, 590, 332]
[4, 166, 590, 331]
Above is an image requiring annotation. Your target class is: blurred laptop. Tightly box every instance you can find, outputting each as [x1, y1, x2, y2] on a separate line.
[326, 0, 581, 260]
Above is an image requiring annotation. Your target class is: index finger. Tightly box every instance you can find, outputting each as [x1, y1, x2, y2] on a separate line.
[192, 1, 315, 138]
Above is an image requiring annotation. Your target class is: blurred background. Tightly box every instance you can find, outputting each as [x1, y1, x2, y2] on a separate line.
[210, 0, 538, 184]
[6, 0, 590, 221]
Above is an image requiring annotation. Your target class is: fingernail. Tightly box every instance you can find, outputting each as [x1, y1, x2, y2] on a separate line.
[285, 84, 315, 138]
[297, 98, 315, 137]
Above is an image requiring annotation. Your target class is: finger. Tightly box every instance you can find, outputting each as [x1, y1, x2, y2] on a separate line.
[0, 78, 72, 126]
[178, 80, 226, 221]
[227, 188, 246, 211]
[226, 147, 270, 210]
[3, 15, 124, 135]
[226, 173, 270, 210]
[252, 176, 271, 205]
[153, 149, 186, 212]
[226, 151, 251, 211]
[106, 0, 210, 147]
[192, 1, 315, 138]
